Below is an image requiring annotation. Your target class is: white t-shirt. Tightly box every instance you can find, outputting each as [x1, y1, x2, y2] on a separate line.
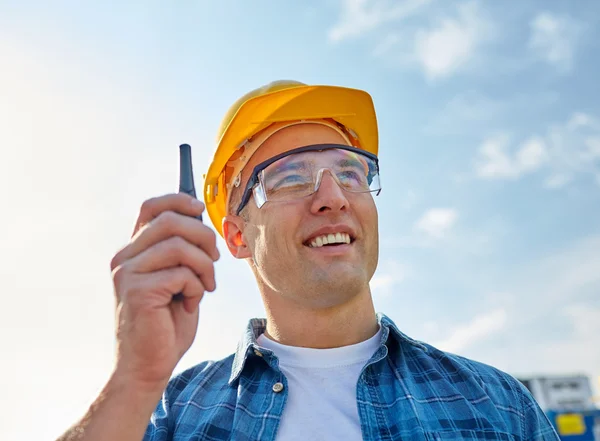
[256, 327, 382, 441]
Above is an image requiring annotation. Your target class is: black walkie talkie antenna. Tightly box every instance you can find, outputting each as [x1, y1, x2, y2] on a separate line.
[178, 143, 201, 216]
[173, 143, 202, 301]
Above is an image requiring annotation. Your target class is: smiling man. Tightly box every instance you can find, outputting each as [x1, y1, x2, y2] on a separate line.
[57, 81, 560, 441]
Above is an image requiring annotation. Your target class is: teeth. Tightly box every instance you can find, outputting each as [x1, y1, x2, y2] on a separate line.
[309, 233, 351, 248]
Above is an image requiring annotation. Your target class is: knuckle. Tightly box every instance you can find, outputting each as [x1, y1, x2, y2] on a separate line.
[175, 267, 203, 296]
[110, 252, 123, 272]
[182, 266, 199, 284]
[176, 265, 192, 278]
[196, 251, 213, 273]
[199, 264, 215, 288]
[163, 236, 187, 259]
[169, 235, 187, 249]
[140, 197, 158, 216]
[190, 275, 206, 295]
[171, 265, 188, 278]
[203, 253, 216, 271]
[176, 192, 193, 203]
[111, 262, 132, 293]
[154, 210, 179, 233]
[207, 229, 217, 249]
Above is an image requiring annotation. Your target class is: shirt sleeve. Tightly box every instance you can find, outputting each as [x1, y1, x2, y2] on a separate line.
[517, 381, 561, 441]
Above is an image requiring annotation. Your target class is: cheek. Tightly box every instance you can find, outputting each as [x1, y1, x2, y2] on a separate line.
[258, 204, 302, 251]
[357, 195, 378, 229]
[249, 208, 286, 255]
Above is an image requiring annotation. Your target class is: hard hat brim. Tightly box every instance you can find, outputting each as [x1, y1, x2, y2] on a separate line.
[204, 84, 378, 237]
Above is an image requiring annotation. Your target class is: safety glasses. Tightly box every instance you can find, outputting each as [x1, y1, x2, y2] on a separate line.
[235, 144, 381, 215]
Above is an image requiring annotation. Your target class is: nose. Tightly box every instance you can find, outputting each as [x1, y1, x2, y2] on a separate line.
[310, 169, 349, 214]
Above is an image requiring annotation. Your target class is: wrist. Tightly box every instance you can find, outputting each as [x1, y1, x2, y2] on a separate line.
[109, 367, 169, 400]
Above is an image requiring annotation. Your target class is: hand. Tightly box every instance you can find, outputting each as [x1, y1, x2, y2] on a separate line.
[109, 193, 220, 390]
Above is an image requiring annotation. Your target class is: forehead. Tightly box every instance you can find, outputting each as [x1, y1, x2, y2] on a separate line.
[241, 123, 350, 181]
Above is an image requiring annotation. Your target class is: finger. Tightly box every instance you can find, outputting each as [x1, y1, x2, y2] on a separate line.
[127, 236, 216, 293]
[114, 210, 219, 268]
[111, 194, 208, 271]
[115, 265, 206, 308]
[182, 295, 202, 315]
[133, 193, 205, 237]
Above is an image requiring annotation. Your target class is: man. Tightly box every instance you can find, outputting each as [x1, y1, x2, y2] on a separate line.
[58, 80, 559, 441]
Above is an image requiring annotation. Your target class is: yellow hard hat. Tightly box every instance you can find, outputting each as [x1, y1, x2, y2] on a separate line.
[203, 80, 379, 237]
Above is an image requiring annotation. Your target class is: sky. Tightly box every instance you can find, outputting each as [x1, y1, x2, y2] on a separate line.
[1, 0, 599, 439]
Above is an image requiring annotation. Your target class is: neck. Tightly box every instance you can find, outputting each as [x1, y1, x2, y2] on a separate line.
[261, 288, 379, 349]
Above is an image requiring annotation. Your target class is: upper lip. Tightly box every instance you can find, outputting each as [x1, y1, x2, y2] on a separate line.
[303, 225, 357, 245]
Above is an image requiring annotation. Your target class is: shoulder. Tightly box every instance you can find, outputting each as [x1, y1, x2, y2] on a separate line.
[400, 341, 559, 439]
[383, 316, 525, 398]
[408, 340, 532, 402]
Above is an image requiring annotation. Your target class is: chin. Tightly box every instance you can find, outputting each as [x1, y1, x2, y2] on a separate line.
[303, 271, 367, 306]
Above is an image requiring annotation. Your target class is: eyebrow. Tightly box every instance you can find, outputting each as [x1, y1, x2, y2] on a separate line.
[337, 156, 369, 173]
[267, 158, 308, 177]
[266, 152, 370, 177]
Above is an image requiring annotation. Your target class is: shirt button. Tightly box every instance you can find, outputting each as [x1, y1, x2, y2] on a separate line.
[272, 382, 284, 393]
[254, 349, 263, 357]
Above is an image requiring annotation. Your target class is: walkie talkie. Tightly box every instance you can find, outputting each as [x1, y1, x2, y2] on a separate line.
[173, 143, 202, 302]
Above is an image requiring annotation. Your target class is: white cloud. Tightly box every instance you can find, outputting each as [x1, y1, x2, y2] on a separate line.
[434, 309, 507, 353]
[475, 135, 548, 179]
[475, 112, 600, 187]
[545, 113, 600, 186]
[414, 1, 487, 79]
[529, 12, 582, 72]
[414, 208, 458, 239]
[331, 1, 491, 80]
[515, 137, 548, 172]
[567, 112, 598, 130]
[328, 0, 433, 42]
[475, 135, 516, 178]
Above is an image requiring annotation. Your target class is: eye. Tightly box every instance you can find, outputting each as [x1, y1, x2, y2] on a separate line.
[270, 174, 309, 190]
[338, 170, 365, 183]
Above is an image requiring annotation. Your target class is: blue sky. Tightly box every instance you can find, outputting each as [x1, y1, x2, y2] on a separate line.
[1, 1, 599, 439]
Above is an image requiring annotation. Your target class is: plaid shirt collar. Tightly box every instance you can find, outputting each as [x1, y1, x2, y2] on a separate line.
[228, 312, 427, 385]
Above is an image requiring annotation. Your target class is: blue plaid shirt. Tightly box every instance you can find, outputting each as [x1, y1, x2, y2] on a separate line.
[143, 313, 559, 440]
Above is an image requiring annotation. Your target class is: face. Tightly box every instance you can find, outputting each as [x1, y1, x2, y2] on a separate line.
[223, 124, 379, 309]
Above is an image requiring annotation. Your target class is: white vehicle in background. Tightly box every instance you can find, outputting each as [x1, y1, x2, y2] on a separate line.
[518, 375, 600, 441]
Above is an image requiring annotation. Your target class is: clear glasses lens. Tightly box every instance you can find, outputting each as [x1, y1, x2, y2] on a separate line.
[253, 148, 380, 207]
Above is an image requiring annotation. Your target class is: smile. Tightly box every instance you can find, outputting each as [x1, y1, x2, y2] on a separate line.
[308, 233, 352, 248]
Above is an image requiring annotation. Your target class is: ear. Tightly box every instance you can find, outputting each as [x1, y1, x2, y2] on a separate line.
[223, 215, 252, 259]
